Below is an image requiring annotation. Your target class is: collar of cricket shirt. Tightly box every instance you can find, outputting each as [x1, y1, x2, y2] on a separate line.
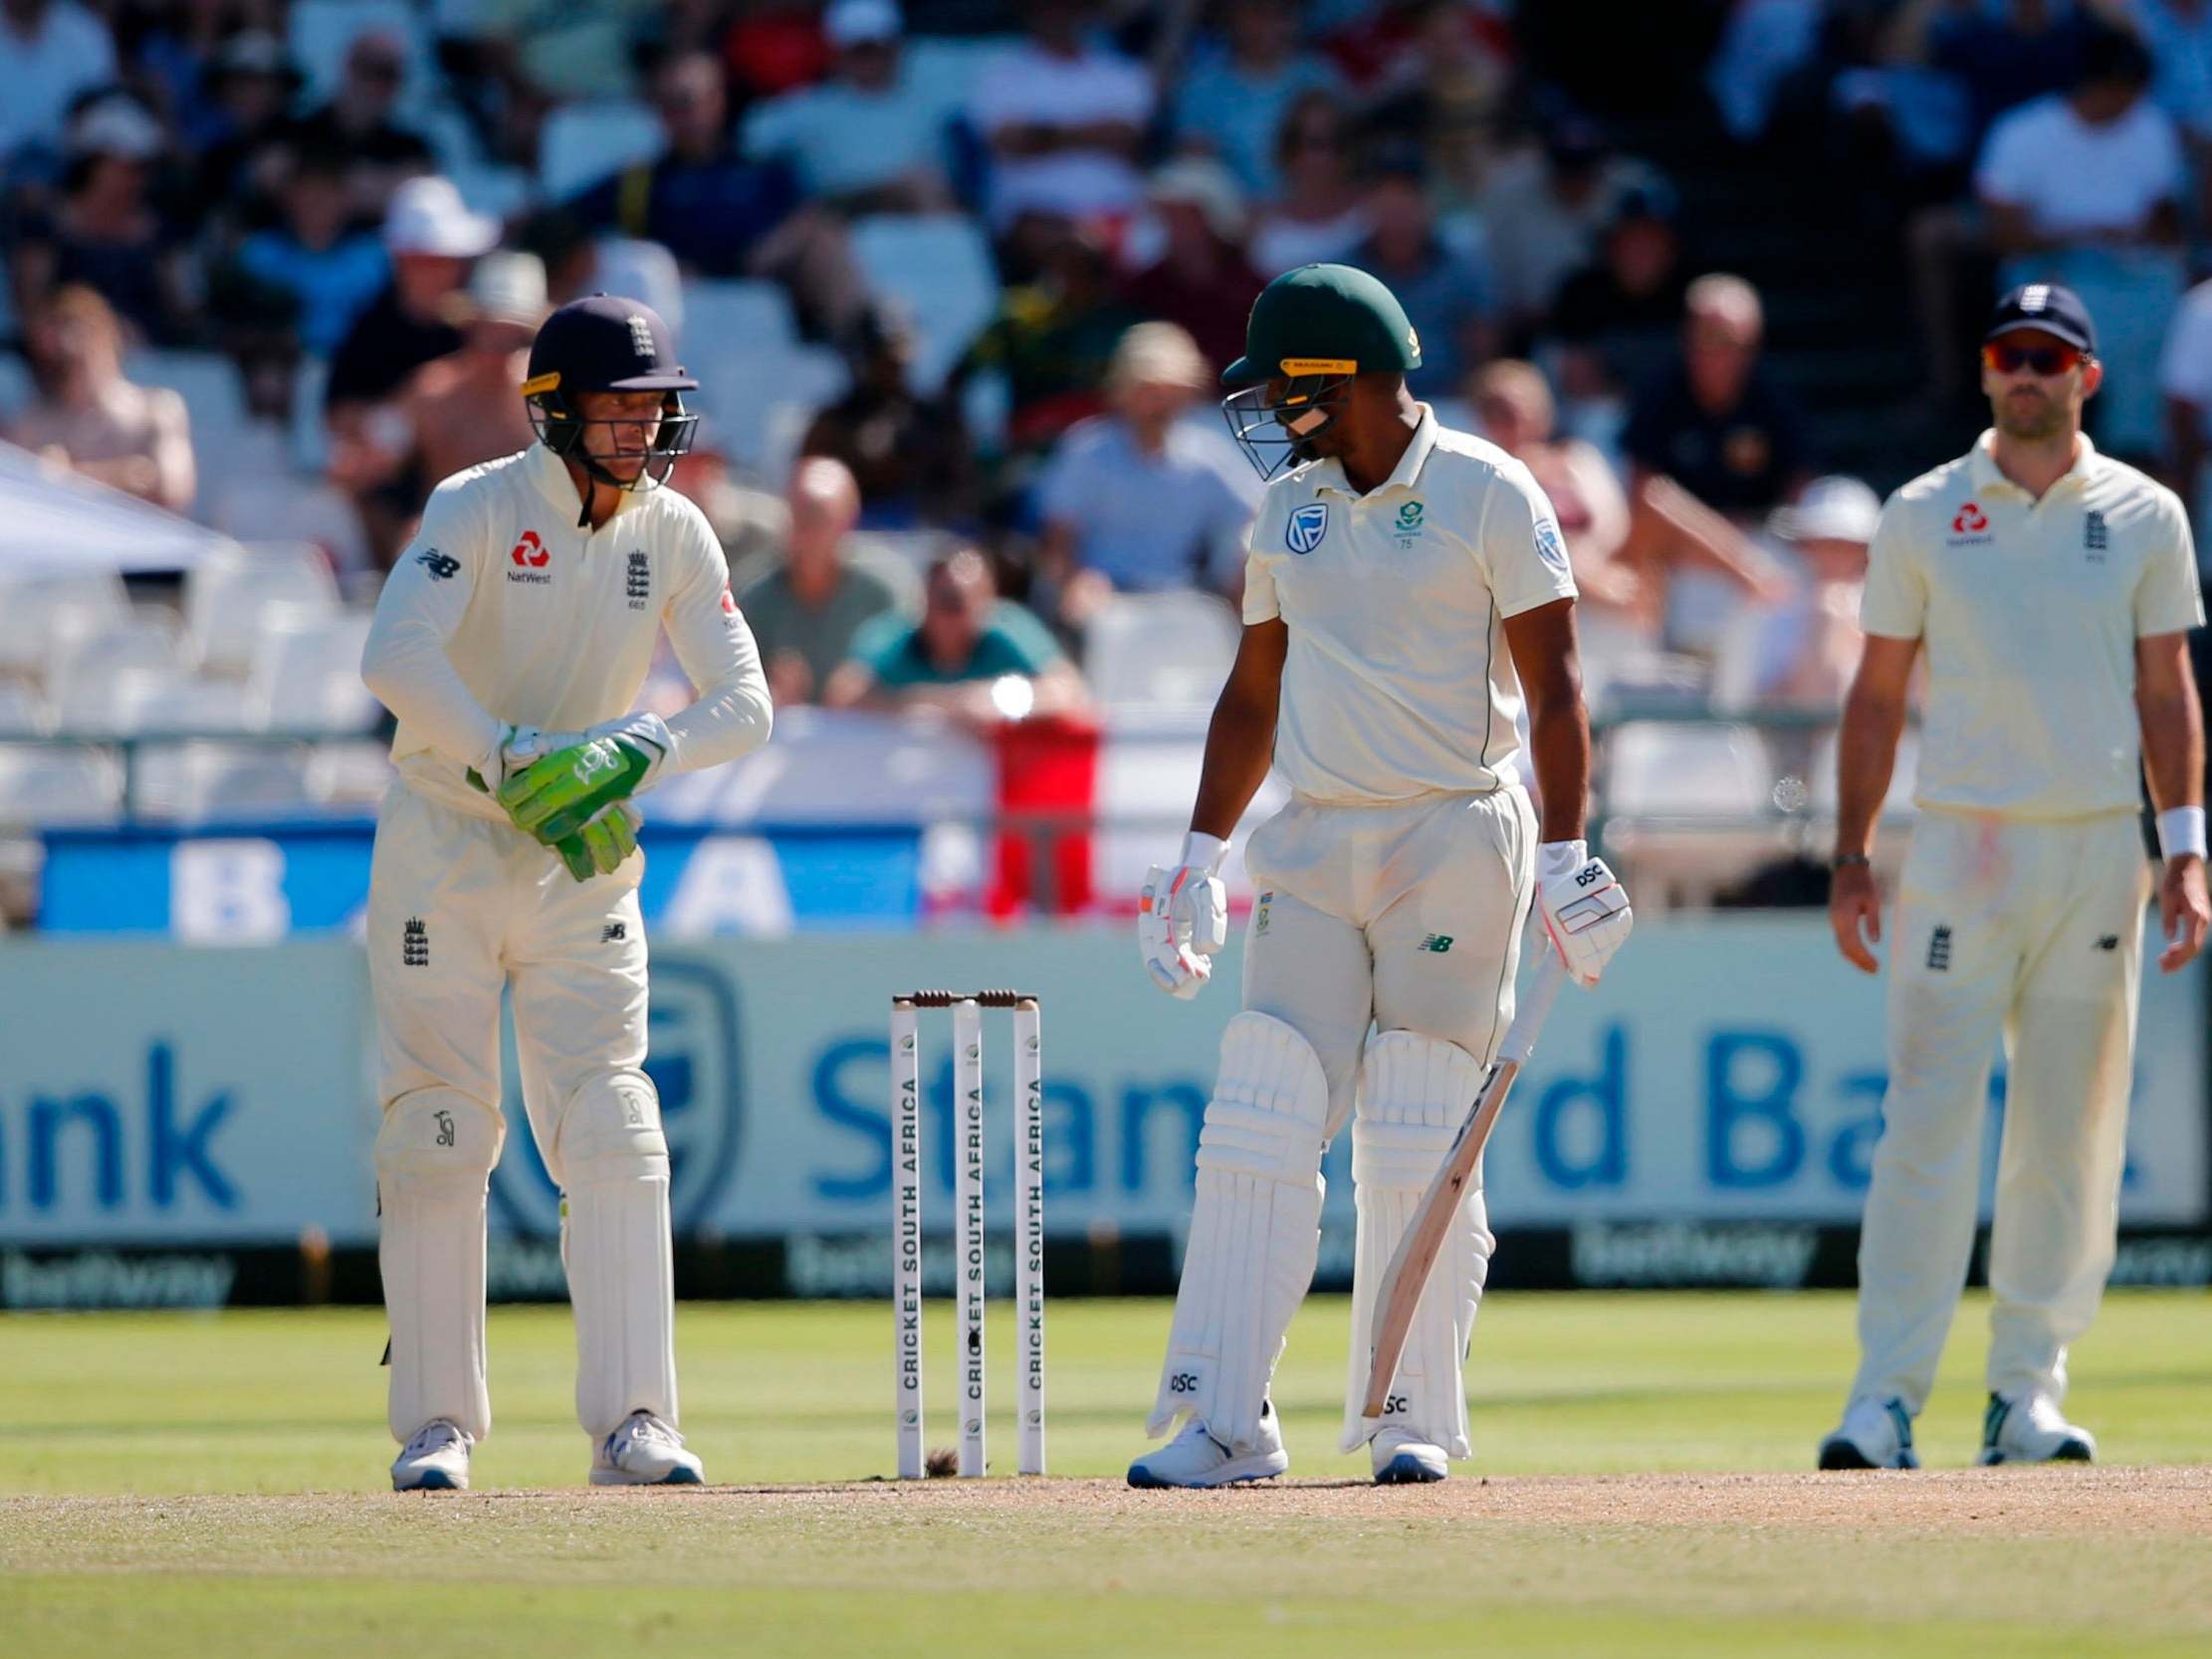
[525, 436, 655, 525]
[1967, 426, 2101, 501]
[1310, 402, 1439, 502]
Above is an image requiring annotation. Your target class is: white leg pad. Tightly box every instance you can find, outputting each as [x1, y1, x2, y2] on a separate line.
[554, 1070, 679, 1439]
[376, 1088, 505, 1444]
[1340, 1032, 1493, 1456]
[1148, 1011, 1329, 1448]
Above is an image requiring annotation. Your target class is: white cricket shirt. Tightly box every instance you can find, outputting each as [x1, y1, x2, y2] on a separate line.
[1861, 429, 2203, 819]
[361, 443, 773, 820]
[1241, 405, 1579, 803]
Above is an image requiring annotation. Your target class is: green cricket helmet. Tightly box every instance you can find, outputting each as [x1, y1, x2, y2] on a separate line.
[1220, 263, 1422, 480]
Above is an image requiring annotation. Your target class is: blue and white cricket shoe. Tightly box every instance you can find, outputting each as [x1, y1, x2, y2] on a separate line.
[1818, 1396, 1920, 1470]
[1980, 1392, 2095, 1465]
[1370, 1427, 1449, 1485]
[590, 1410, 706, 1486]
[391, 1419, 472, 1492]
[1128, 1399, 1288, 1489]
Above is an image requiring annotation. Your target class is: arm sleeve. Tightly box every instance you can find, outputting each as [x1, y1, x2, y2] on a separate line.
[1240, 492, 1281, 622]
[654, 505, 775, 775]
[1477, 461, 1581, 618]
[1859, 494, 1926, 638]
[2136, 487, 2206, 637]
[989, 603, 1066, 673]
[359, 477, 505, 768]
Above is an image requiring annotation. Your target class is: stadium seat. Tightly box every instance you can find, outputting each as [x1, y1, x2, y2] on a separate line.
[680, 279, 797, 357]
[1082, 592, 1240, 711]
[0, 681, 49, 735]
[691, 339, 846, 477]
[0, 571, 129, 682]
[850, 215, 1000, 395]
[305, 737, 396, 808]
[184, 545, 340, 675]
[249, 610, 380, 733]
[113, 670, 258, 736]
[540, 100, 665, 200]
[131, 740, 320, 822]
[1600, 722, 1787, 907]
[0, 741, 124, 827]
[49, 620, 187, 732]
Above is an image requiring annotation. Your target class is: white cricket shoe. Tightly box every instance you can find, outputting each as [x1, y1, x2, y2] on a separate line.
[1817, 1396, 1919, 1470]
[590, 1410, 705, 1486]
[392, 1419, 472, 1492]
[1370, 1426, 1449, 1485]
[1980, 1391, 2095, 1465]
[1127, 1399, 1288, 1489]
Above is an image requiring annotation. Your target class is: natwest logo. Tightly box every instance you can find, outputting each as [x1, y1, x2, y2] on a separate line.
[1951, 502, 1987, 534]
[510, 529, 550, 566]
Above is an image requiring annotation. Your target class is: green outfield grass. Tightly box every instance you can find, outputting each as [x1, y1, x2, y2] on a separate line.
[3, 1290, 2210, 1657]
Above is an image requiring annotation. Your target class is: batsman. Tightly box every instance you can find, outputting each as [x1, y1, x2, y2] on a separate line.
[1130, 265, 1633, 1487]
[359, 295, 773, 1491]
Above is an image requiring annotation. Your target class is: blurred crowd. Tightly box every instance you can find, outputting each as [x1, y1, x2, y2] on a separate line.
[4, 0, 2212, 742]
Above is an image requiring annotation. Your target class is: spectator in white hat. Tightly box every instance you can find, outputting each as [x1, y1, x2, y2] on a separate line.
[1124, 158, 1265, 375]
[325, 175, 497, 564]
[400, 251, 551, 485]
[1729, 475, 1884, 712]
[1034, 320, 1260, 623]
[743, 0, 960, 213]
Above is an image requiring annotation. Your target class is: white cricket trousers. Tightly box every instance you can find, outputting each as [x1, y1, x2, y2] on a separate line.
[367, 781, 676, 1446]
[1240, 786, 1539, 1138]
[1852, 807, 2149, 1413]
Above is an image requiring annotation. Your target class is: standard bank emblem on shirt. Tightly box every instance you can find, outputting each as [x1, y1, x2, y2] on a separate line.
[1534, 518, 1570, 577]
[1286, 502, 1329, 554]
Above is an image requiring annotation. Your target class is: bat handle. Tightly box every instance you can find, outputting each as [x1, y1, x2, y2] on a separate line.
[1498, 952, 1567, 1067]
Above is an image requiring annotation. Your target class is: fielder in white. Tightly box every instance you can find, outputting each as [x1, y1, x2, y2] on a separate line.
[1822, 283, 2208, 1470]
[358, 295, 773, 1491]
[1129, 264, 1633, 1488]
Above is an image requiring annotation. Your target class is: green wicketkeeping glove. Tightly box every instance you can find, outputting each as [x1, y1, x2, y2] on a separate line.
[550, 803, 641, 882]
[497, 733, 659, 845]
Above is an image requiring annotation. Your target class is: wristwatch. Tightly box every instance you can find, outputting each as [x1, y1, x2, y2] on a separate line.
[1831, 853, 1872, 871]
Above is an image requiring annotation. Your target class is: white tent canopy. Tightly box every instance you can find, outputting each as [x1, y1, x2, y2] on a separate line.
[0, 441, 238, 578]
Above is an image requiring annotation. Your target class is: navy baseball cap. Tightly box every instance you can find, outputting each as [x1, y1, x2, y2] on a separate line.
[523, 294, 696, 398]
[1985, 283, 2096, 355]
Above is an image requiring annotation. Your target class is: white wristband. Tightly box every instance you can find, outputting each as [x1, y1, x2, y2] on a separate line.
[2157, 806, 2207, 862]
[1178, 830, 1230, 876]
[1537, 839, 1589, 883]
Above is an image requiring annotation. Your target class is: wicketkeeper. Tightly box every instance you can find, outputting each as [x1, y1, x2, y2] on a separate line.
[1130, 265, 1633, 1487]
[1821, 283, 2208, 1470]
[359, 295, 773, 1491]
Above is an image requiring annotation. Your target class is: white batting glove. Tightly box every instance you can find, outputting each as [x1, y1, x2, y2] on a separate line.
[1139, 832, 1229, 1000]
[1536, 840, 1632, 987]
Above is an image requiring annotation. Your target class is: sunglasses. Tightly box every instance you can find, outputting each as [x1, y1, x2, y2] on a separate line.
[1983, 340, 2085, 376]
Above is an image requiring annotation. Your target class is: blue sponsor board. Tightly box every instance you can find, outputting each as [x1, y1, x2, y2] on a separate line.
[39, 822, 927, 937]
[2, 921, 2204, 1253]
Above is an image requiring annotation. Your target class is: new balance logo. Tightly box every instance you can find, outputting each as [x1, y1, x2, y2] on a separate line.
[402, 917, 429, 967]
[2095, 933, 2119, 951]
[601, 922, 626, 943]
[1419, 933, 1454, 953]
[416, 548, 459, 580]
[1927, 925, 1952, 971]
